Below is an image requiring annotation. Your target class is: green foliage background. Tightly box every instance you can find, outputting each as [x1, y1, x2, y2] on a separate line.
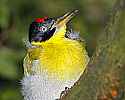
[0, 0, 116, 99]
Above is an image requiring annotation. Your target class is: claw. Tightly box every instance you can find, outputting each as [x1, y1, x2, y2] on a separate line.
[60, 87, 70, 99]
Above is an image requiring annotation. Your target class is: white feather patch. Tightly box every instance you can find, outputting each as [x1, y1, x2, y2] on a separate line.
[22, 74, 76, 100]
[21, 60, 77, 100]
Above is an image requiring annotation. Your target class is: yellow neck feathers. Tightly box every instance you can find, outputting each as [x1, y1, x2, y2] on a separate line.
[27, 26, 89, 81]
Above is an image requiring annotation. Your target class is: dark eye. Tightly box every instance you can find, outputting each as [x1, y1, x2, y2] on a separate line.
[39, 26, 47, 32]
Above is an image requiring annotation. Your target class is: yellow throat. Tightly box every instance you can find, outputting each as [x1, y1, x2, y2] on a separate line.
[25, 25, 89, 81]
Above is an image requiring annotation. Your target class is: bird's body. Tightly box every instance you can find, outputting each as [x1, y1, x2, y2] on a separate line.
[22, 10, 89, 100]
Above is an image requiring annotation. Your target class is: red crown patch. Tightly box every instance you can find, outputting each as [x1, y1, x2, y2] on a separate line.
[35, 16, 48, 23]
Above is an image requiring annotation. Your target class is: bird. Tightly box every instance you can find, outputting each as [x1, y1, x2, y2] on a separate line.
[21, 10, 89, 100]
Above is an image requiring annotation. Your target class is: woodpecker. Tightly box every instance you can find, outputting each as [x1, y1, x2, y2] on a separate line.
[22, 10, 89, 100]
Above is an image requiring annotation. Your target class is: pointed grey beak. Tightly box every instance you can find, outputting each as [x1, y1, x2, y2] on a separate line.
[52, 10, 79, 29]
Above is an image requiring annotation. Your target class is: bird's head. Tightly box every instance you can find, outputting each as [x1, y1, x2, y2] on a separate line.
[29, 10, 78, 43]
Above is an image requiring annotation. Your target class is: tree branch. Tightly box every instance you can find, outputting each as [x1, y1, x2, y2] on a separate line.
[62, 0, 125, 99]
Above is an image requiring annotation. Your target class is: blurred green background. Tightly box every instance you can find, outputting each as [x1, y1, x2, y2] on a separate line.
[0, 0, 116, 99]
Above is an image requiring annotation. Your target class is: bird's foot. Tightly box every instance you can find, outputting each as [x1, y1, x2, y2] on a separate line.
[60, 87, 70, 99]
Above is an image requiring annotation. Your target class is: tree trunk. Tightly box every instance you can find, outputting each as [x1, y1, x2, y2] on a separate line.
[62, 0, 125, 99]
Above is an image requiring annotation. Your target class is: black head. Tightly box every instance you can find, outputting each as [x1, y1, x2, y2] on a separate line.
[29, 10, 79, 43]
[29, 17, 56, 42]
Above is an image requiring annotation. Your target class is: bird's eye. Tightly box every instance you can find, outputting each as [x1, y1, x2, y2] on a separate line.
[39, 26, 47, 32]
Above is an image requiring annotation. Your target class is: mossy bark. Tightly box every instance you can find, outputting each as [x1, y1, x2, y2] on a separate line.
[62, 0, 125, 99]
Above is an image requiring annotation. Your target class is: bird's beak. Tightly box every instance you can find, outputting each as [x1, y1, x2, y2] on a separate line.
[54, 10, 79, 28]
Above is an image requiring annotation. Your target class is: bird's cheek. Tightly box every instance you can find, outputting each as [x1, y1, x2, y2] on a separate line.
[31, 33, 44, 42]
